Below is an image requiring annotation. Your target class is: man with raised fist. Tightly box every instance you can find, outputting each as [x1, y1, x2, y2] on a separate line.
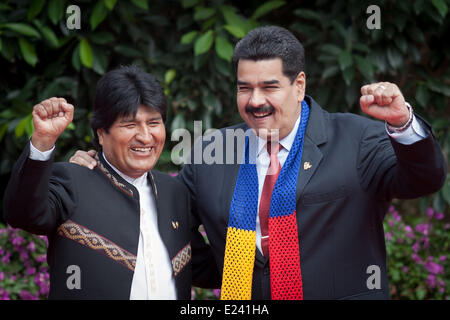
[3, 66, 201, 299]
[177, 26, 446, 300]
[69, 27, 446, 300]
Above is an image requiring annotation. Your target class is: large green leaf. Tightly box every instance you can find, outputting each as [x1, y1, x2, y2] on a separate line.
[18, 38, 38, 66]
[342, 67, 354, 86]
[0, 123, 8, 142]
[79, 38, 93, 68]
[3, 23, 41, 38]
[215, 36, 233, 62]
[251, 0, 285, 20]
[47, 0, 65, 25]
[27, 0, 46, 20]
[71, 45, 81, 71]
[15, 115, 29, 138]
[386, 47, 403, 70]
[321, 65, 339, 79]
[415, 83, 430, 107]
[338, 51, 352, 71]
[165, 69, 176, 85]
[431, 0, 448, 17]
[131, 0, 149, 10]
[194, 7, 216, 21]
[92, 48, 108, 75]
[319, 44, 342, 56]
[104, 0, 118, 10]
[25, 113, 34, 138]
[39, 25, 59, 47]
[194, 30, 214, 56]
[354, 56, 374, 80]
[90, 1, 108, 30]
[223, 25, 246, 38]
[181, 31, 198, 45]
[221, 5, 250, 34]
[0, 38, 15, 62]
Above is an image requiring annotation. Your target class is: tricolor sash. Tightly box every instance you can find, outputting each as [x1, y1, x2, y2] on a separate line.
[221, 101, 310, 300]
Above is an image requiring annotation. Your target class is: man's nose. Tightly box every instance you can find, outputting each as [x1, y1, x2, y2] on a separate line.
[248, 89, 266, 107]
[135, 126, 152, 144]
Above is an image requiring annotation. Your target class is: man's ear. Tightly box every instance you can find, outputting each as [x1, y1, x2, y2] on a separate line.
[97, 128, 104, 146]
[295, 71, 306, 101]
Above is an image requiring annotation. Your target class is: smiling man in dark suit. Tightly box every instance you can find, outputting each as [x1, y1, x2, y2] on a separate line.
[70, 26, 446, 300]
[180, 26, 446, 300]
[3, 66, 197, 299]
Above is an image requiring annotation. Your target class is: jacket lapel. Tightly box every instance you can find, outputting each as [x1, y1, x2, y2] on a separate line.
[149, 172, 176, 259]
[96, 152, 138, 200]
[296, 96, 327, 202]
[150, 172, 191, 282]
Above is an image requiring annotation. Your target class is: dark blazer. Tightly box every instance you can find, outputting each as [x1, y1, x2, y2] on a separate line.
[178, 95, 446, 300]
[3, 145, 193, 299]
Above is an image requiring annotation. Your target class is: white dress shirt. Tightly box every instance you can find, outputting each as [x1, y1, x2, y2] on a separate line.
[251, 109, 427, 254]
[29, 144, 177, 300]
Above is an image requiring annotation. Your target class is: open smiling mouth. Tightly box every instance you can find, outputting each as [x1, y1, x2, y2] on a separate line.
[130, 147, 153, 154]
[246, 105, 275, 119]
[251, 111, 273, 118]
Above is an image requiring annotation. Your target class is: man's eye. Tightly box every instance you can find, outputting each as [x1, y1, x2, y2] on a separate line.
[264, 86, 278, 90]
[123, 124, 136, 128]
[238, 87, 250, 91]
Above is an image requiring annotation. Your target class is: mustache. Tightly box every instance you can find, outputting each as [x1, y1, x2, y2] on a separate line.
[245, 105, 275, 114]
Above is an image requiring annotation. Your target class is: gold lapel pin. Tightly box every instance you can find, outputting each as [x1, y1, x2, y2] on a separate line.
[304, 161, 312, 170]
[172, 221, 179, 230]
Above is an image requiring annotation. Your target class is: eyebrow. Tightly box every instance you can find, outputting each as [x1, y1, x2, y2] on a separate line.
[237, 80, 280, 85]
[119, 116, 162, 123]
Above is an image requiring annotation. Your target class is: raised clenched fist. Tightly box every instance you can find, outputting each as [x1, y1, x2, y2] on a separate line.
[360, 82, 410, 127]
[31, 97, 74, 151]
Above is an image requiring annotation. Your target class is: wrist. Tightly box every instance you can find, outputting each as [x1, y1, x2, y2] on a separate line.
[387, 103, 411, 127]
[31, 134, 56, 152]
[386, 103, 414, 133]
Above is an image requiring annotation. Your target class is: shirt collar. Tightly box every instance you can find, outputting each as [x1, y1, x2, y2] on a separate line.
[255, 113, 301, 156]
[102, 152, 148, 188]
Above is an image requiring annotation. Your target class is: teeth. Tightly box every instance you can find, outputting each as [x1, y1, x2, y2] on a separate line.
[131, 147, 152, 152]
[253, 112, 271, 117]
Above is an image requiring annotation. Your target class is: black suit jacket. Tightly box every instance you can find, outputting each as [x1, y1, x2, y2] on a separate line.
[179, 96, 446, 299]
[4, 145, 193, 299]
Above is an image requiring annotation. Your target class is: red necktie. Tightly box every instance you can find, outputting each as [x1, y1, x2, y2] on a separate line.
[259, 142, 281, 257]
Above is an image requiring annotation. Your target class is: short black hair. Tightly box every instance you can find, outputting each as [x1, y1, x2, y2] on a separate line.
[91, 65, 167, 148]
[232, 26, 305, 83]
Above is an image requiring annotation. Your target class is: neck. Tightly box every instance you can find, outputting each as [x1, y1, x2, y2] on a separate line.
[102, 152, 147, 185]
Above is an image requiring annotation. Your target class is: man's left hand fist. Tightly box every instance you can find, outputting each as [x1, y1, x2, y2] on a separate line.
[360, 82, 409, 127]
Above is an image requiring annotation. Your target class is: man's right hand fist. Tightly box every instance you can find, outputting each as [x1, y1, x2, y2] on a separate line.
[31, 97, 74, 152]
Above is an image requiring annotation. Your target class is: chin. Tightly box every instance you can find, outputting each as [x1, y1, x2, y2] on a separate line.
[129, 162, 154, 175]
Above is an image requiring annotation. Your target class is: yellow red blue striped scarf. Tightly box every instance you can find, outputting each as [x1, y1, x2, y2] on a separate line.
[221, 101, 310, 300]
